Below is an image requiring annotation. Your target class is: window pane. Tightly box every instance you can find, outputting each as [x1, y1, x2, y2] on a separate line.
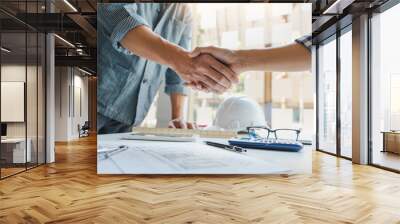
[340, 30, 352, 158]
[371, 3, 400, 171]
[318, 38, 337, 154]
[27, 31, 38, 169]
[1, 30, 28, 177]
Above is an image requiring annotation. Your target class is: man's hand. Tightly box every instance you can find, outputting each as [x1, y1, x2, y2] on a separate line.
[190, 46, 244, 74]
[168, 118, 197, 129]
[169, 93, 196, 129]
[171, 53, 239, 94]
[185, 47, 244, 92]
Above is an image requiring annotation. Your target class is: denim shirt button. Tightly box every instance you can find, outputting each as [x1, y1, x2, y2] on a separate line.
[142, 79, 148, 84]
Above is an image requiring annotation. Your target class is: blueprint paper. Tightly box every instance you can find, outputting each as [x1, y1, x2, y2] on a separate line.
[97, 133, 290, 174]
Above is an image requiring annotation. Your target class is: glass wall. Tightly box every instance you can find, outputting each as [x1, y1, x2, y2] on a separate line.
[370, 3, 400, 171]
[0, 1, 46, 179]
[1, 31, 28, 177]
[340, 29, 352, 158]
[317, 37, 337, 154]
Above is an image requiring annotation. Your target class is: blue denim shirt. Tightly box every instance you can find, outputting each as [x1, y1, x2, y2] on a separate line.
[98, 3, 191, 126]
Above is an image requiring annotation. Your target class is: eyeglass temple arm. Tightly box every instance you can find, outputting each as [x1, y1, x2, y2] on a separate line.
[273, 128, 301, 140]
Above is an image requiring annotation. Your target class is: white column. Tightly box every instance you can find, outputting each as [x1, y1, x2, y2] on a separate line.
[46, 33, 55, 163]
[352, 14, 369, 164]
[311, 45, 317, 150]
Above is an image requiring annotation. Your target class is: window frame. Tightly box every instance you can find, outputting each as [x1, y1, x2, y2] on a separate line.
[315, 24, 352, 160]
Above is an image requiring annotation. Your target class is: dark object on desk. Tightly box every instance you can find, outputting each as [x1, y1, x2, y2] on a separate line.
[381, 131, 400, 154]
[299, 140, 313, 145]
[204, 141, 246, 153]
[1, 123, 7, 138]
[229, 138, 303, 152]
[78, 121, 90, 138]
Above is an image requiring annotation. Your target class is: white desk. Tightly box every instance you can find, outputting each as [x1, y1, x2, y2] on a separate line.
[1, 138, 31, 163]
[97, 133, 312, 175]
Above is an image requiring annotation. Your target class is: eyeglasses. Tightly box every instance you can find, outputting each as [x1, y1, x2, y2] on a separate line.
[246, 126, 301, 141]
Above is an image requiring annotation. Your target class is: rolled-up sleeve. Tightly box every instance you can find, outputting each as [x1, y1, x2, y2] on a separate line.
[109, 4, 149, 55]
[164, 68, 189, 95]
[295, 35, 312, 51]
[164, 16, 192, 95]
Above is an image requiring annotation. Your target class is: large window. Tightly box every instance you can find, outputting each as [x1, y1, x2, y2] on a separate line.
[317, 37, 337, 154]
[370, 3, 400, 171]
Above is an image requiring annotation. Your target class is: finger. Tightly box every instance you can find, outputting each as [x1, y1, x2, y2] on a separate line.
[192, 82, 206, 91]
[189, 46, 219, 58]
[209, 58, 239, 84]
[174, 120, 184, 129]
[189, 47, 202, 58]
[202, 66, 231, 89]
[191, 73, 217, 91]
[185, 81, 209, 92]
[193, 72, 226, 93]
[196, 82, 211, 93]
[184, 82, 199, 90]
[179, 120, 187, 129]
[199, 83, 211, 92]
[168, 121, 176, 128]
[190, 47, 210, 58]
[187, 122, 194, 129]
[196, 82, 204, 90]
[194, 86, 203, 91]
[193, 73, 226, 93]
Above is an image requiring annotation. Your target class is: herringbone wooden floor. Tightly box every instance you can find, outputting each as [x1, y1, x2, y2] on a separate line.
[1, 135, 400, 224]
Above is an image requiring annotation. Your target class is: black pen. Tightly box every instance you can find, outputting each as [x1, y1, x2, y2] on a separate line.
[204, 141, 247, 153]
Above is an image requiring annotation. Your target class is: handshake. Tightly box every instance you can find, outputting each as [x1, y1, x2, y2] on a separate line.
[121, 25, 310, 94]
[171, 46, 244, 94]
[168, 41, 310, 93]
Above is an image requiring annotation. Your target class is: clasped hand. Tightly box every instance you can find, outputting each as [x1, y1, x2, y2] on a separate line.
[173, 47, 242, 94]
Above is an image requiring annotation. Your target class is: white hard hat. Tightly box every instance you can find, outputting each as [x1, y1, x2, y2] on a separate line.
[212, 96, 266, 131]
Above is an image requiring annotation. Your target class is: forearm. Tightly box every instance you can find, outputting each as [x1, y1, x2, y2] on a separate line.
[120, 25, 238, 93]
[170, 93, 186, 120]
[120, 25, 190, 70]
[236, 43, 311, 72]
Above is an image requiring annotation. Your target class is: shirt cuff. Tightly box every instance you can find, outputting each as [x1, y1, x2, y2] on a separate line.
[295, 35, 312, 52]
[165, 84, 189, 96]
[110, 15, 149, 55]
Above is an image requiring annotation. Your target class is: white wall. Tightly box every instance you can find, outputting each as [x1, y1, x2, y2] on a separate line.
[54, 67, 89, 141]
[71, 73, 89, 137]
[55, 67, 68, 141]
[1, 65, 26, 136]
[1, 65, 40, 137]
[1, 63, 47, 163]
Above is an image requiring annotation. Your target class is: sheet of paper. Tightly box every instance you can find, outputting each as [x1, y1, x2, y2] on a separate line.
[97, 133, 290, 174]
